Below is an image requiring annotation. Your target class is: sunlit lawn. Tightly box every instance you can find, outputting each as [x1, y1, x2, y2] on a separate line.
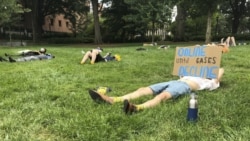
[0, 43, 250, 141]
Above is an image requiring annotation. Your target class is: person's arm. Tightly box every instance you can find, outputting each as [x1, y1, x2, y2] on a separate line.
[103, 52, 111, 58]
[215, 68, 224, 83]
[207, 68, 224, 91]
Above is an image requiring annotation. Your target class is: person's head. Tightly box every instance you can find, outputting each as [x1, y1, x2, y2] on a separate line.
[96, 47, 103, 52]
[39, 48, 47, 54]
[218, 43, 229, 53]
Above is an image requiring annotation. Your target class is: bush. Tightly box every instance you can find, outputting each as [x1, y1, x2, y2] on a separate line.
[187, 35, 205, 41]
[46, 37, 94, 44]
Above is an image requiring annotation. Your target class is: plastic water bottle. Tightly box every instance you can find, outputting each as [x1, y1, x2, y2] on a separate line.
[187, 93, 198, 122]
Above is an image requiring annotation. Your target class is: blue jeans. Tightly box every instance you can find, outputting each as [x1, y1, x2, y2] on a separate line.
[149, 81, 191, 98]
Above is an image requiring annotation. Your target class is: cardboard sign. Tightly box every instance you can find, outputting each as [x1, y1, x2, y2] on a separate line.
[172, 45, 222, 78]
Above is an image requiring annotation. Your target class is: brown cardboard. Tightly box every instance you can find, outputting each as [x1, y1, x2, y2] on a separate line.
[172, 45, 222, 78]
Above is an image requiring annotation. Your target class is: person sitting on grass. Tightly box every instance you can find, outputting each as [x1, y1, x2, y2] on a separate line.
[89, 68, 224, 115]
[80, 47, 121, 64]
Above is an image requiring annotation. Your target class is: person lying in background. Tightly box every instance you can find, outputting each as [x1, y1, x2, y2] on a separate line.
[4, 48, 47, 57]
[1, 48, 55, 63]
[221, 36, 236, 47]
[80, 47, 121, 64]
[8, 53, 55, 63]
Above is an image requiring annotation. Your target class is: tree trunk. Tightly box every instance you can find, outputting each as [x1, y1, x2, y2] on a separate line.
[174, 4, 185, 41]
[91, 0, 103, 44]
[31, 0, 43, 43]
[232, 19, 240, 34]
[205, 9, 212, 44]
[229, 0, 247, 34]
[231, 16, 240, 34]
[31, 0, 38, 43]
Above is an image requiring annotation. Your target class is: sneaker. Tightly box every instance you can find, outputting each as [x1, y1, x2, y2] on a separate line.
[88, 89, 113, 104]
[0, 56, 8, 62]
[123, 99, 137, 115]
[8, 57, 16, 62]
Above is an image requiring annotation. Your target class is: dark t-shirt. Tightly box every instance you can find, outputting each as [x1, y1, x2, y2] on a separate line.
[89, 49, 105, 62]
[22, 51, 41, 56]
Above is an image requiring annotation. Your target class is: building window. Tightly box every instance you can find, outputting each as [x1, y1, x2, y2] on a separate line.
[50, 19, 54, 26]
[58, 20, 62, 27]
[66, 21, 69, 27]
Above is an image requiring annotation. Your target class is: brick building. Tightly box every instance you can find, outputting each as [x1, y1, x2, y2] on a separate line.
[43, 14, 72, 33]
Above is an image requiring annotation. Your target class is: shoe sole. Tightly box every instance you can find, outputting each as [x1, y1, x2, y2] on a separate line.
[89, 89, 104, 103]
[123, 99, 130, 114]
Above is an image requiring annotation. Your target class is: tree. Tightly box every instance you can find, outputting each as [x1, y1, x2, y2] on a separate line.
[62, 0, 90, 37]
[0, 0, 24, 25]
[124, 0, 173, 43]
[91, 0, 103, 44]
[174, 1, 187, 41]
[102, 0, 131, 42]
[220, 0, 249, 34]
[21, 0, 90, 42]
[188, 0, 223, 43]
[0, 0, 30, 44]
[22, 0, 60, 42]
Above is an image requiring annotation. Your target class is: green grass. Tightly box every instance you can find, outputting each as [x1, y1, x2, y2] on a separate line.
[0, 44, 250, 141]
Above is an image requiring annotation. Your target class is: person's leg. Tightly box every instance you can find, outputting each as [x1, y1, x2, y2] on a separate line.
[103, 52, 111, 58]
[90, 51, 98, 64]
[123, 91, 172, 114]
[231, 36, 236, 46]
[117, 87, 154, 101]
[8, 57, 17, 62]
[124, 81, 191, 114]
[89, 87, 153, 104]
[0, 56, 8, 62]
[80, 51, 92, 64]
[11, 56, 37, 62]
[135, 91, 172, 109]
[225, 36, 230, 46]
[220, 38, 224, 43]
[103, 53, 113, 62]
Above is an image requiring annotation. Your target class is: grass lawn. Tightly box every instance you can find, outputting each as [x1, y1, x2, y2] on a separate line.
[0, 43, 250, 141]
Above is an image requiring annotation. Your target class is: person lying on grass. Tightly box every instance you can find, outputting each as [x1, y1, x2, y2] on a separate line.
[80, 47, 121, 64]
[4, 48, 47, 57]
[0, 53, 55, 63]
[89, 68, 224, 115]
[10, 54, 54, 63]
[1, 48, 55, 63]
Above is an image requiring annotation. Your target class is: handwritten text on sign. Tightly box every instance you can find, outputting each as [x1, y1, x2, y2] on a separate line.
[172, 45, 222, 78]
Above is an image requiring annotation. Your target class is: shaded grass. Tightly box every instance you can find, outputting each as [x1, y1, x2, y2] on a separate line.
[0, 44, 250, 141]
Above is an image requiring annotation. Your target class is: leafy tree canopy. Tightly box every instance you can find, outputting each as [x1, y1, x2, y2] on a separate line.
[0, 0, 30, 26]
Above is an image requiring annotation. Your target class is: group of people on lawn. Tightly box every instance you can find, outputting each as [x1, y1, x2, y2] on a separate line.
[78, 43, 226, 115]
[1, 40, 229, 115]
[0, 46, 120, 64]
